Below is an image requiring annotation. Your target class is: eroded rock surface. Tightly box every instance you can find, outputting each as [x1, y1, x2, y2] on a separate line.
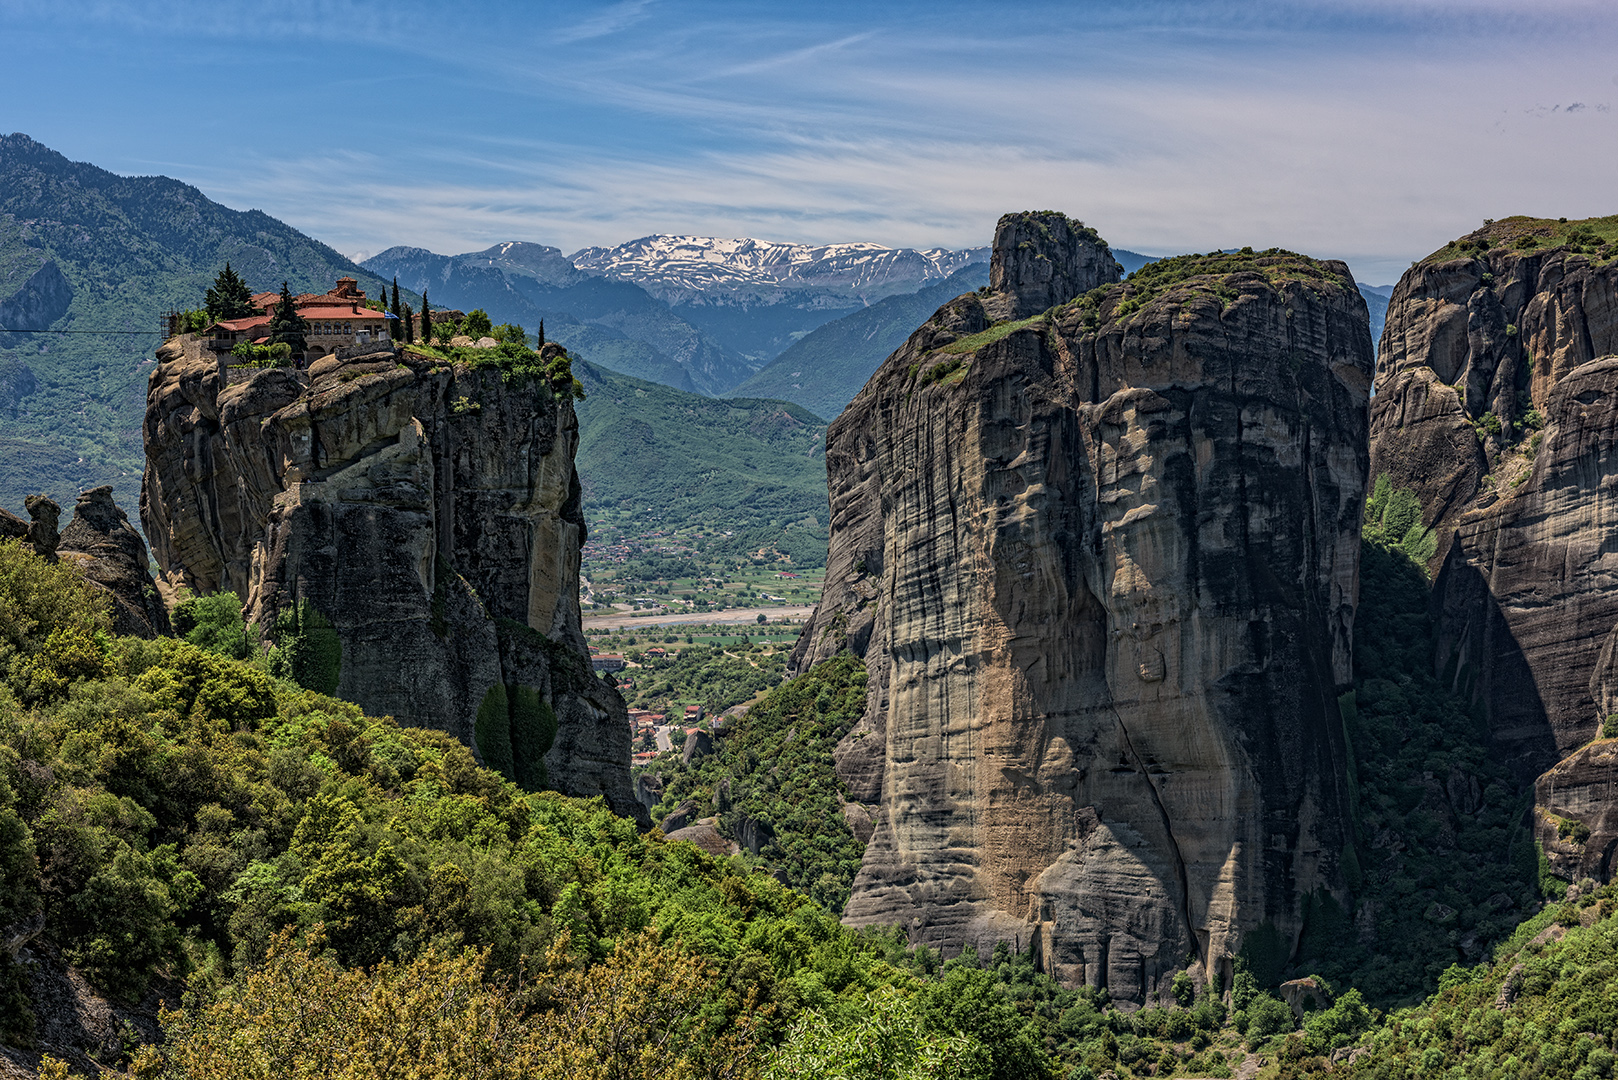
[56, 486, 170, 638]
[794, 213, 1371, 1002]
[142, 336, 642, 822]
[1369, 218, 1618, 872]
[1369, 226, 1618, 777]
[1535, 737, 1618, 882]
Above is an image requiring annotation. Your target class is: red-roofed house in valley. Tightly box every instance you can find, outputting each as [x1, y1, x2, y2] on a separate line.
[684, 704, 704, 722]
[206, 277, 392, 357]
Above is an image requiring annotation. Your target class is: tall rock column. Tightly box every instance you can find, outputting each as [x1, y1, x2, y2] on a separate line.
[1369, 220, 1618, 778]
[143, 338, 642, 822]
[795, 215, 1371, 1002]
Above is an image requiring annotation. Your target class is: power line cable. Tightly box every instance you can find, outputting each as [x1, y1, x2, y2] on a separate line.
[0, 325, 163, 334]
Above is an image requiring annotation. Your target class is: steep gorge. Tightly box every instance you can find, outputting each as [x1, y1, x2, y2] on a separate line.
[141, 338, 642, 821]
[793, 212, 1374, 1003]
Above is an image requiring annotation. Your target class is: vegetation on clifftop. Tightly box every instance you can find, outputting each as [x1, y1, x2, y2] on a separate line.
[1422, 215, 1618, 264]
[1064, 248, 1356, 327]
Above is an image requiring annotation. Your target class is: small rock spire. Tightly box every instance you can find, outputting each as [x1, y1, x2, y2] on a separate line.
[989, 211, 1122, 319]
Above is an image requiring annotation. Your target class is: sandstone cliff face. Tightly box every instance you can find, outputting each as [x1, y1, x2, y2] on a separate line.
[794, 213, 1371, 1002]
[1369, 227, 1618, 778]
[142, 337, 641, 821]
[1534, 736, 1618, 883]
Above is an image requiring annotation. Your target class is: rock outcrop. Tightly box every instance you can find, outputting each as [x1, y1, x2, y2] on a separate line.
[1534, 736, 1618, 883]
[793, 212, 1372, 1002]
[1369, 220, 1618, 778]
[142, 336, 643, 822]
[2, 489, 167, 638]
[56, 487, 170, 638]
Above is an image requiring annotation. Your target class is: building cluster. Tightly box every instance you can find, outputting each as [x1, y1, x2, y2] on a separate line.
[205, 277, 393, 356]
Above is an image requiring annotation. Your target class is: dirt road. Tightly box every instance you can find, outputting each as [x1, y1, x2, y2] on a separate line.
[581, 605, 815, 632]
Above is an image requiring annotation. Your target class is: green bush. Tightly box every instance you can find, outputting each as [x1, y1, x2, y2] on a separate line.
[474, 683, 516, 781]
[1239, 994, 1294, 1045]
[171, 592, 254, 660]
[462, 309, 494, 338]
[228, 341, 293, 367]
[508, 684, 557, 790]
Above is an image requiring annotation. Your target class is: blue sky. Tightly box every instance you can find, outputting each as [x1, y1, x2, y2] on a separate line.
[2, 0, 1615, 283]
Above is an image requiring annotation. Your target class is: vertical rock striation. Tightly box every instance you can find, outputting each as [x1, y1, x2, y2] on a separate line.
[1369, 221, 1618, 779]
[142, 337, 642, 822]
[794, 212, 1371, 1002]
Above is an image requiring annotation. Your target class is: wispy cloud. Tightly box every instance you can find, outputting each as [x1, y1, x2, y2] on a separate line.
[5, 0, 1617, 285]
[552, 0, 658, 44]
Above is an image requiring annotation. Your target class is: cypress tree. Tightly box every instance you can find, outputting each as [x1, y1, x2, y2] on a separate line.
[390, 277, 402, 320]
[420, 291, 431, 341]
[403, 304, 415, 344]
[268, 281, 308, 358]
[205, 262, 255, 320]
[537, 319, 544, 348]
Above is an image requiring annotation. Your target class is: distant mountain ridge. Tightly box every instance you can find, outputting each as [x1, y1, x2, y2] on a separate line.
[728, 262, 991, 419]
[569, 235, 991, 308]
[365, 234, 1004, 386]
[363, 244, 751, 394]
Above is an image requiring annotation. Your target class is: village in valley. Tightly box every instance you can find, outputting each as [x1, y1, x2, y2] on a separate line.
[578, 508, 826, 770]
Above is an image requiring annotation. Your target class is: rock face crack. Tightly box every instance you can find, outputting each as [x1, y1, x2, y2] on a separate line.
[1110, 703, 1196, 965]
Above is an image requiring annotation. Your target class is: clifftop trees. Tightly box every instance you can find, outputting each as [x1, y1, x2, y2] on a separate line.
[268, 281, 308, 356]
[204, 262, 255, 321]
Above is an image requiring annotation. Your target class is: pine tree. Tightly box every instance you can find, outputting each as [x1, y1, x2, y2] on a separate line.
[268, 281, 308, 358]
[204, 262, 255, 321]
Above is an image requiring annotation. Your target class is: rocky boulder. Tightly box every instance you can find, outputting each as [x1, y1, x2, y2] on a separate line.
[794, 217, 1371, 1002]
[1535, 736, 1618, 882]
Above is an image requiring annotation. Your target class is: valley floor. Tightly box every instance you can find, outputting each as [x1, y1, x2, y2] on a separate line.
[582, 605, 814, 631]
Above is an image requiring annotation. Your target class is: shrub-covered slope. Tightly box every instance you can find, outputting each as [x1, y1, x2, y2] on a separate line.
[638, 653, 869, 913]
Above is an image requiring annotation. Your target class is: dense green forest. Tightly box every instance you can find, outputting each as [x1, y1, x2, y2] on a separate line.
[0, 475, 1600, 1080]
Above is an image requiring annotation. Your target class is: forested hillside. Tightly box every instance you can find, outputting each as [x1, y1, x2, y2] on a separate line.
[0, 134, 398, 514]
[573, 359, 829, 561]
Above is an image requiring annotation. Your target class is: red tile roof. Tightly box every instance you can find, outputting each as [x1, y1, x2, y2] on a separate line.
[211, 315, 271, 333]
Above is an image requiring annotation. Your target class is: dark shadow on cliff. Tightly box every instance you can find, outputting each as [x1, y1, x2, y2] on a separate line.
[1431, 549, 1560, 784]
[1293, 538, 1539, 1007]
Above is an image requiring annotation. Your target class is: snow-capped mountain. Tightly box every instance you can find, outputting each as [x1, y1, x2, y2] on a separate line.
[569, 236, 991, 308]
